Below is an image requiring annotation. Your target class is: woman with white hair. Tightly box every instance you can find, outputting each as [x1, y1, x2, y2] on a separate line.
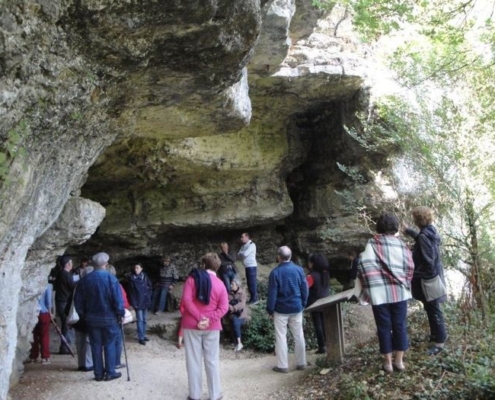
[228, 276, 249, 352]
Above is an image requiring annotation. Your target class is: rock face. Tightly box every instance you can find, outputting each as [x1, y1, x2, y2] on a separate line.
[0, 1, 401, 396]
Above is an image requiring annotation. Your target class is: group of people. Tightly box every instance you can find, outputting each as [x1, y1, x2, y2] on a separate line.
[357, 206, 448, 373]
[266, 206, 448, 377]
[27, 208, 447, 397]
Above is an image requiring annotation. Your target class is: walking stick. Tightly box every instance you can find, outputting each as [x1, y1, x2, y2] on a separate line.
[50, 317, 75, 357]
[121, 322, 130, 381]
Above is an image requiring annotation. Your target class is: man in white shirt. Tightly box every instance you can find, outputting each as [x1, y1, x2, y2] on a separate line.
[237, 233, 258, 305]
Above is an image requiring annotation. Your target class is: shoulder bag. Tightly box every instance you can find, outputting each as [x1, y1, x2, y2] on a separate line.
[67, 289, 80, 325]
[421, 275, 447, 302]
[123, 308, 134, 324]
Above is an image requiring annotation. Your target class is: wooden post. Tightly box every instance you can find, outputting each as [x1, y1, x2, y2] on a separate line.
[323, 302, 344, 365]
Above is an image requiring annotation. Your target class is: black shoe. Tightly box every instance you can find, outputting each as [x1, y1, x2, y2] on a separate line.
[105, 372, 122, 381]
[144, 337, 150, 341]
[139, 340, 146, 345]
[315, 347, 327, 354]
[94, 376, 104, 382]
[78, 366, 94, 372]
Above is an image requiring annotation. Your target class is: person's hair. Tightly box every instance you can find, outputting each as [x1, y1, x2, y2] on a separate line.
[241, 232, 250, 239]
[278, 246, 292, 261]
[107, 264, 116, 276]
[231, 276, 242, 288]
[133, 263, 143, 274]
[412, 206, 434, 228]
[375, 213, 399, 234]
[92, 252, 109, 268]
[308, 253, 330, 288]
[56, 255, 63, 268]
[60, 255, 72, 268]
[309, 253, 329, 272]
[83, 266, 94, 277]
[80, 256, 90, 264]
[202, 253, 221, 272]
[220, 241, 228, 246]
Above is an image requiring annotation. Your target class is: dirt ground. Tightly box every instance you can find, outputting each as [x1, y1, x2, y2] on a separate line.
[8, 304, 376, 400]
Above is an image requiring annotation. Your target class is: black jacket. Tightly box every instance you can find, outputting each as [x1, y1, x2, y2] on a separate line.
[218, 252, 238, 276]
[129, 272, 152, 310]
[55, 269, 75, 303]
[307, 270, 330, 307]
[406, 225, 445, 302]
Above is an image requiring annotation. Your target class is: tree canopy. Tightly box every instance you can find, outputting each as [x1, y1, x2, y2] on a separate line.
[317, 0, 495, 313]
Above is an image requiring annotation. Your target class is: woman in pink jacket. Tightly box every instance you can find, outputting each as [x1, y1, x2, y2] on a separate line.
[182, 253, 228, 400]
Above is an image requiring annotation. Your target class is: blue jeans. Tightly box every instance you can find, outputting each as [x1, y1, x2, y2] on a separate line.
[372, 300, 408, 354]
[230, 316, 246, 341]
[87, 322, 119, 379]
[135, 309, 147, 341]
[423, 299, 447, 343]
[221, 269, 236, 292]
[245, 267, 257, 303]
[152, 286, 169, 312]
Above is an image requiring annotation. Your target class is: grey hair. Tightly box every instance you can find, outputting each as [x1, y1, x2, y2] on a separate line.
[107, 264, 116, 276]
[82, 266, 94, 277]
[278, 246, 292, 261]
[92, 252, 109, 268]
[232, 276, 242, 287]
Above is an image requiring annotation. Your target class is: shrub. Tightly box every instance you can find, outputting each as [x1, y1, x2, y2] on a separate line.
[243, 300, 275, 352]
[242, 298, 319, 352]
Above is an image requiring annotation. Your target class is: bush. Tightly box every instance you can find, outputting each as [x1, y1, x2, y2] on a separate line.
[243, 300, 275, 352]
[242, 298, 319, 353]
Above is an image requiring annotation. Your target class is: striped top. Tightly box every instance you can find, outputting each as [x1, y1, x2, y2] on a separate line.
[357, 234, 414, 305]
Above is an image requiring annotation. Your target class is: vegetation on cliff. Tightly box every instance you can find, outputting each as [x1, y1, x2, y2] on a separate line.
[318, 0, 495, 316]
[310, 0, 495, 397]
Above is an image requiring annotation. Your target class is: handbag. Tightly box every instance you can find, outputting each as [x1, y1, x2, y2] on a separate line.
[67, 290, 80, 325]
[421, 275, 447, 302]
[123, 308, 134, 324]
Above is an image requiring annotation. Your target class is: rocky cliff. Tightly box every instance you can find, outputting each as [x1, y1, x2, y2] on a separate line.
[0, 1, 401, 397]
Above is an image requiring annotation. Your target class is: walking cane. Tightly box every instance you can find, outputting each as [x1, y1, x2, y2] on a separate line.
[121, 322, 131, 381]
[50, 317, 76, 358]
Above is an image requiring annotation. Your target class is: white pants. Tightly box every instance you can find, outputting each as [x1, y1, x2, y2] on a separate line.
[184, 329, 222, 400]
[274, 311, 306, 369]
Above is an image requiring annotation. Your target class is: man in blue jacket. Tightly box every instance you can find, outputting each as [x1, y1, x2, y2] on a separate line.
[74, 252, 124, 382]
[266, 246, 308, 373]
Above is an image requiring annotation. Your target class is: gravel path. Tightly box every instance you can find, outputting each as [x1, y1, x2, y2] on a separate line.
[9, 331, 314, 400]
[9, 304, 375, 400]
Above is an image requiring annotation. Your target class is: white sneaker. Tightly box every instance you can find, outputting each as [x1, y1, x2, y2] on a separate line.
[235, 343, 243, 352]
[41, 358, 51, 364]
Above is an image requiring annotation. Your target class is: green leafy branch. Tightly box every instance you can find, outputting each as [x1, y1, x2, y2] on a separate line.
[0, 120, 28, 184]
